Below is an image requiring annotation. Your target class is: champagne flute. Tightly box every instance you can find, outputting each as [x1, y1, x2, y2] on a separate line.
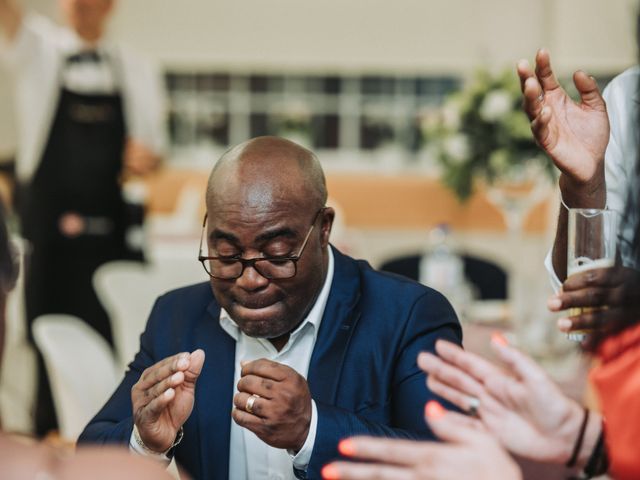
[566, 208, 618, 342]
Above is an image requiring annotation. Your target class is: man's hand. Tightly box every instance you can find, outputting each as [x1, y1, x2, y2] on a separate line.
[232, 359, 312, 451]
[548, 265, 640, 347]
[131, 349, 205, 453]
[322, 405, 522, 480]
[123, 138, 161, 177]
[516, 49, 608, 205]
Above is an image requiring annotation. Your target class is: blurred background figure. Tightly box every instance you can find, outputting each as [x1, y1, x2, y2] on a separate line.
[0, 0, 165, 435]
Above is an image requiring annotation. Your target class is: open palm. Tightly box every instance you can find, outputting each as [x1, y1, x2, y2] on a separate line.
[419, 339, 583, 464]
[517, 49, 609, 184]
[132, 350, 205, 452]
[474, 359, 582, 462]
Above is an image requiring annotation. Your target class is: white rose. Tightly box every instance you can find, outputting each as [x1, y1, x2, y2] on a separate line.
[443, 134, 470, 165]
[479, 90, 512, 122]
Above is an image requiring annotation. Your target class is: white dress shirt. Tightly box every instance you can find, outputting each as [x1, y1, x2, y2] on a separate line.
[545, 66, 640, 290]
[0, 12, 166, 182]
[131, 248, 335, 480]
[222, 248, 334, 480]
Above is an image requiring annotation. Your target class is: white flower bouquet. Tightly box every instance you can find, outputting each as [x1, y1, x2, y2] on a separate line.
[421, 69, 554, 201]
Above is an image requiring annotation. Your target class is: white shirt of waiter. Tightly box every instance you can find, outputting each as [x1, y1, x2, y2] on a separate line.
[0, 12, 166, 183]
[221, 247, 334, 480]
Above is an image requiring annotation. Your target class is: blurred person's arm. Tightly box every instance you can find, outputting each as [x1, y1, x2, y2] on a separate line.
[0, 6, 64, 72]
[323, 405, 522, 480]
[0, 0, 22, 42]
[118, 49, 167, 177]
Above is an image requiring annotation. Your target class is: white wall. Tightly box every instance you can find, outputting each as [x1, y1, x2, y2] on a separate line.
[107, 0, 637, 75]
[554, 0, 638, 73]
[1, 0, 638, 158]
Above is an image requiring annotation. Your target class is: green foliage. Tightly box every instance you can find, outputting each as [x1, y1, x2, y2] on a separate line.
[421, 68, 554, 201]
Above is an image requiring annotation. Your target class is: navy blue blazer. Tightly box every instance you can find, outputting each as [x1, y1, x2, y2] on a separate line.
[79, 247, 462, 479]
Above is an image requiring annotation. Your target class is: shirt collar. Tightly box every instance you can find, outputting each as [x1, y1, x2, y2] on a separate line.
[219, 247, 335, 344]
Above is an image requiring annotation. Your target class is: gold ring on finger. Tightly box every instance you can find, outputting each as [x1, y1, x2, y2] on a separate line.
[245, 394, 260, 414]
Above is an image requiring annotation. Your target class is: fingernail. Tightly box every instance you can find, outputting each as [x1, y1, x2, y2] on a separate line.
[164, 388, 174, 398]
[321, 464, 340, 480]
[547, 296, 562, 310]
[338, 439, 356, 457]
[177, 357, 189, 369]
[557, 318, 573, 331]
[425, 400, 445, 419]
[491, 331, 508, 346]
[540, 106, 548, 116]
[171, 372, 182, 382]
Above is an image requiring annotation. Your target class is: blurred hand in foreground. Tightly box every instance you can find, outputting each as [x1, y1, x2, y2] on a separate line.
[322, 401, 521, 480]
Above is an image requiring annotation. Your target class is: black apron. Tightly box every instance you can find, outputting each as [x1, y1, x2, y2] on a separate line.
[22, 70, 128, 345]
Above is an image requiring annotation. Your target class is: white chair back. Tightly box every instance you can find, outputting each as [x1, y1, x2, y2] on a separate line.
[94, 259, 205, 369]
[32, 315, 120, 441]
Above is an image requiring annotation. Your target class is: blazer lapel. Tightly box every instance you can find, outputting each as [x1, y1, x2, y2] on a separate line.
[308, 247, 362, 405]
[193, 300, 236, 480]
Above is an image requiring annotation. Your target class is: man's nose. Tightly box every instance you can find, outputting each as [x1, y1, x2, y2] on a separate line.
[235, 263, 269, 290]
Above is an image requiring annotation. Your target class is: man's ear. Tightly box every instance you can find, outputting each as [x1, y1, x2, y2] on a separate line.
[320, 207, 335, 247]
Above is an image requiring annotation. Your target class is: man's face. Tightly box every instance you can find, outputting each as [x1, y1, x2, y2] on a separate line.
[205, 196, 332, 340]
[59, 0, 113, 34]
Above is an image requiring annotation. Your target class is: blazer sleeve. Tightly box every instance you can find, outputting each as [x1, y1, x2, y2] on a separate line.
[77, 297, 166, 446]
[305, 289, 462, 479]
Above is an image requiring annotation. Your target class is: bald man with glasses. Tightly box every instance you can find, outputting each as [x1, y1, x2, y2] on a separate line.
[79, 137, 462, 480]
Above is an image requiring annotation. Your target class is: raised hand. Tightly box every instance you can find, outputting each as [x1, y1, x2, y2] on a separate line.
[517, 49, 608, 203]
[232, 359, 312, 451]
[418, 338, 598, 464]
[548, 265, 640, 349]
[131, 349, 205, 453]
[321, 402, 521, 480]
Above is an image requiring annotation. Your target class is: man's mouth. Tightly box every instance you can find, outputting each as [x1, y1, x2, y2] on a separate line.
[236, 298, 278, 310]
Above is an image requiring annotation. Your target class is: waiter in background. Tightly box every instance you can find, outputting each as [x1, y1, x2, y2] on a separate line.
[0, 0, 166, 435]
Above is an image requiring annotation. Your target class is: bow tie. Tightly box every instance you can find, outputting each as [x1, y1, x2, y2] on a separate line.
[66, 51, 102, 64]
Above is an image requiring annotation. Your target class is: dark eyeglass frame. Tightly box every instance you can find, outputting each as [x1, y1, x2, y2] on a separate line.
[198, 207, 326, 280]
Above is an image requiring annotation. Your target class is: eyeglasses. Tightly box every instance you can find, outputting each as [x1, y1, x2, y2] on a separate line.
[198, 207, 325, 280]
